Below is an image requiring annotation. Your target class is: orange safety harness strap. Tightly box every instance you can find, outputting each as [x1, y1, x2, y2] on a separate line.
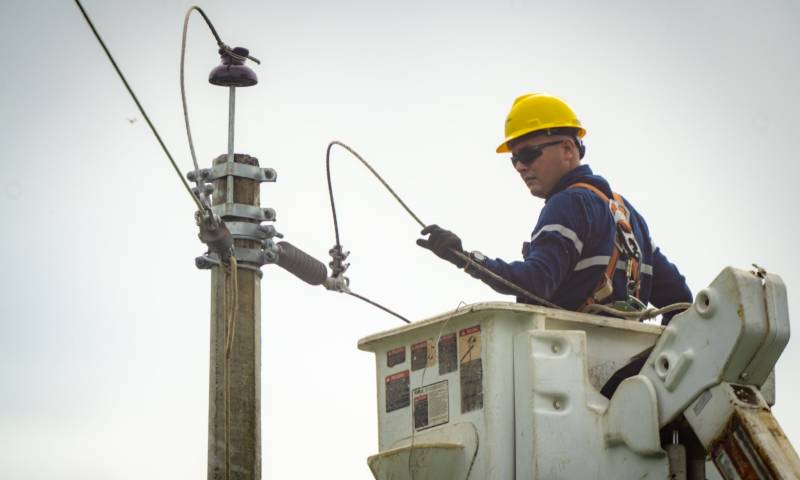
[568, 182, 641, 311]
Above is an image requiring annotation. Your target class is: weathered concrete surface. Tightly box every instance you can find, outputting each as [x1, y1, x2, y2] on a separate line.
[208, 154, 262, 480]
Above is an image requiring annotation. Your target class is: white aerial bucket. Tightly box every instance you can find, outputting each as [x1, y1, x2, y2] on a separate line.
[358, 302, 667, 479]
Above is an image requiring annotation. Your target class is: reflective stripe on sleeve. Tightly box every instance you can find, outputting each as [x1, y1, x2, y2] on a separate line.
[633, 261, 653, 275]
[531, 224, 584, 254]
[574, 255, 653, 275]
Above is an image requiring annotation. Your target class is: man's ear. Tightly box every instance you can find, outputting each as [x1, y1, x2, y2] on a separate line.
[563, 139, 579, 164]
[575, 138, 586, 159]
[567, 138, 585, 162]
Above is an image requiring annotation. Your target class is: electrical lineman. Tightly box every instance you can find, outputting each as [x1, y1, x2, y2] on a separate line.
[417, 93, 693, 324]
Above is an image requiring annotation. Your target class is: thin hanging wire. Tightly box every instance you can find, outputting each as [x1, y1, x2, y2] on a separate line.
[346, 291, 410, 324]
[327, 140, 425, 249]
[325, 141, 564, 310]
[74, 0, 208, 212]
[180, 6, 259, 175]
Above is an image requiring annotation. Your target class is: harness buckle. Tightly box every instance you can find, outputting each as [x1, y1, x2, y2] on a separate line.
[615, 223, 641, 261]
[593, 274, 614, 302]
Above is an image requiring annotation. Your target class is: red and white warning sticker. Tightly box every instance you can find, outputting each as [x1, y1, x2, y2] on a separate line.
[438, 333, 457, 375]
[386, 346, 406, 367]
[385, 370, 410, 413]
[413, 380, 449, 431]
[459, 325, 481, 364]
[459, 325, 483, 413]
[411, 339, 437, 371]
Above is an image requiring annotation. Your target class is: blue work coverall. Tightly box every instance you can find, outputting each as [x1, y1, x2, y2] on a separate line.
[474, 164, 692, 322]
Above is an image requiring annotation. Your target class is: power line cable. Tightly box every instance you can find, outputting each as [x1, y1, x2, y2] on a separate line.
[327, 140, 425, 248]
[324, 141, 418, 323]
[73, 0, 209, 213]
[76, 1, 408, 328]
[346, 291, 410, 324]
[325, 141, 564, 310]
[180, 7, 207, 176]
[180, 6, 260, 178]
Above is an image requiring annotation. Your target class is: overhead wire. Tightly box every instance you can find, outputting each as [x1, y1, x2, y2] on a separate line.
[325, 141, 416, 323]
[346, 291, 410, 324]
[78, 2, 251, 473]
[77, 0, 681, 330]
[180, 7, 207, 175]
[177, 7, 256, 476]
[73, 0, 209, 213]
[327, 140, 425, 248]
[75, 0, 557, 326]
[324, 142, 688, 318]
[180, 6, 260, 178]
[325, 141, 564, 311]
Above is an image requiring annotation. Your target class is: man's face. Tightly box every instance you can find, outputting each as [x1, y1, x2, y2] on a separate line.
[510, 135, 576, 198]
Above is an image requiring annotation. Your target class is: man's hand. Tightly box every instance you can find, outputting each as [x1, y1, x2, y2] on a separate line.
[416, 225, 467, 268]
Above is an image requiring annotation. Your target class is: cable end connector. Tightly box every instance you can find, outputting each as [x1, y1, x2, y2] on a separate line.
[195, 210, 233, 261]
[187, 169, 214, 209]
[325, 245, 351, 292]
[328, 244, 350, 278]
[324, 275, 350, 293]
[217, 43, 261, 65]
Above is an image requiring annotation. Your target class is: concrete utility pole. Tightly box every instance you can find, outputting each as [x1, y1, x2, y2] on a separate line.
[191, 46, 275, 480]
[78, 4, 330, 476]
[192, 44, 328, 480]
[207, 153, 265, 480]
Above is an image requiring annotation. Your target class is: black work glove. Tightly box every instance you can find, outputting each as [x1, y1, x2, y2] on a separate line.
[416, 224, 467, 268]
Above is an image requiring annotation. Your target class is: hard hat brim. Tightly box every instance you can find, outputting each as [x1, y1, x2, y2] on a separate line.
[496, 126, 586, 154]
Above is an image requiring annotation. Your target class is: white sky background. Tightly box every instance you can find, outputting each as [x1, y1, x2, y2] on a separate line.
[1, 0, 799, 478]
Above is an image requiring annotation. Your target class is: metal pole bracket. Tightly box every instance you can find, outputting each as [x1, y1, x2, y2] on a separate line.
[206, 158, 277, 183]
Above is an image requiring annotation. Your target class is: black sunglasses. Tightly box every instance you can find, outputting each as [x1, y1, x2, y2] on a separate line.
[510, 140, 564, 167]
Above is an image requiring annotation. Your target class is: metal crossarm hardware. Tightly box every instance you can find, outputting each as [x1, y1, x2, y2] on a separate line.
[224, 221, 282, 242]
[211, 203, 276, 223]
[203, 160, 277, 183]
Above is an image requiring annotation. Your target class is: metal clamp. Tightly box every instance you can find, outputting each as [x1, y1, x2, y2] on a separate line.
[324, 275, 350, 292]
[224, 221, 283, 242]
[195, 242, 280, 274]
[195, 210, 233, 259]
[212, 203, 276, 222]
[328, 244, 350, 278]
[195, 253, 264, 276]
[231, 246, 272, 265]
[205, 160, 277, 183]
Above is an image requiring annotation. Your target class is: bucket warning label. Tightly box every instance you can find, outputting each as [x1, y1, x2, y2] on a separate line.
[459, 325, 481, 364]
[413, 380, 449, 431]
[411, 339, 437, 371]
[385, 370, 410, 413]
[386, 346, 406, 368]
[458, 325, 483, 413]
[438, 333, 457, 375]
[460, 359, 484, 413]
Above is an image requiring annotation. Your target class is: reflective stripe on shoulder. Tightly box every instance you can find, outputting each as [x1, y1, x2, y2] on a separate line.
[531, 224, 584, 254]
[574, 255, 653, 275]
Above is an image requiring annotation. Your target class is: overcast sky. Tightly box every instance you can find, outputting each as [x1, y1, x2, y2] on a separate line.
[2, 0, 799, 478]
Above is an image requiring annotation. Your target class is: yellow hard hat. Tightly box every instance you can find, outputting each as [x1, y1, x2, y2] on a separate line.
[496, 93, 586, 153]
